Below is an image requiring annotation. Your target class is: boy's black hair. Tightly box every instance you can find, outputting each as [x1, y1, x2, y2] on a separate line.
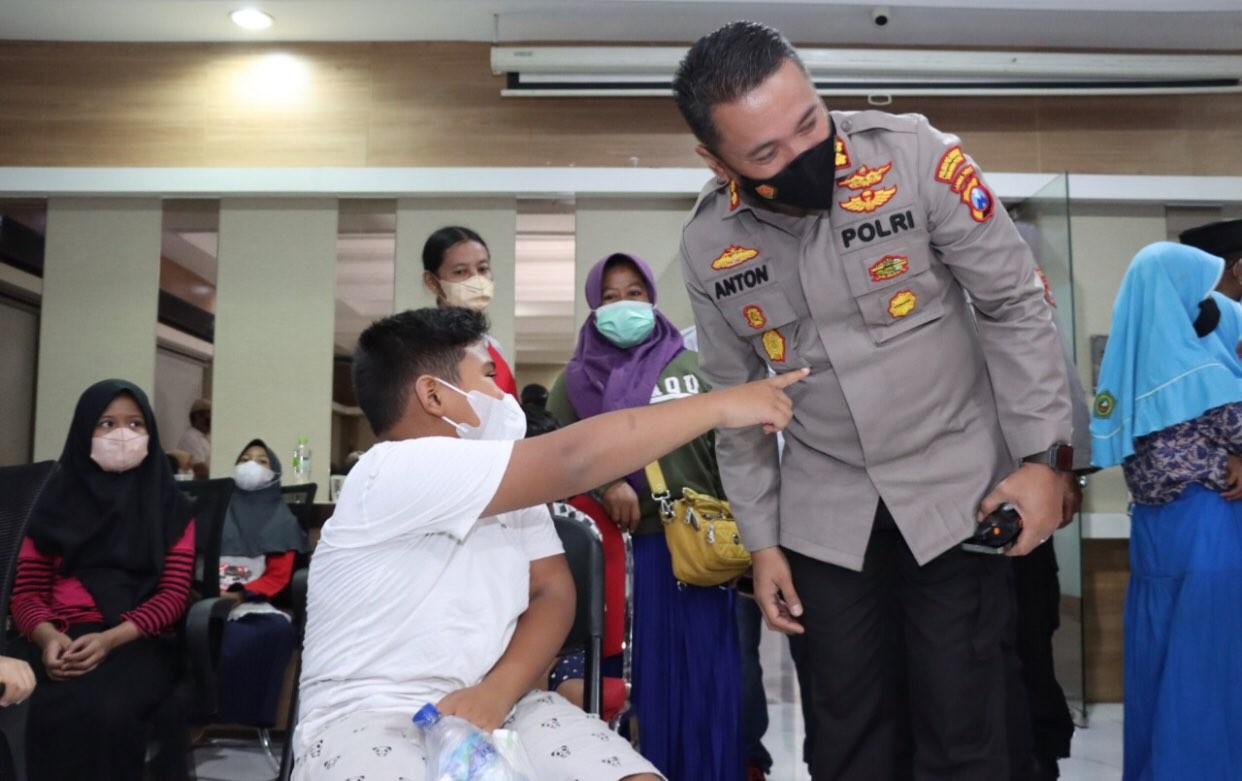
[523, 405, 561, 438]
[672, 21, 807, 150]
[352, 307, 490, 435]
[422, 225, 489, 274]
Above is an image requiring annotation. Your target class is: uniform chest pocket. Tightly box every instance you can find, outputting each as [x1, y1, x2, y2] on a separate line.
[721, 287, 804, 366]
[842, 245, 946, 345]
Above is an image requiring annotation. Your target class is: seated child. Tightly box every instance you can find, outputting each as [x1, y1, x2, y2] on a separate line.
[293, 306, 802, 781]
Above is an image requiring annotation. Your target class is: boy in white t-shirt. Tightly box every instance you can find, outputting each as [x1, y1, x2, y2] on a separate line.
[293, 307, 804, 781]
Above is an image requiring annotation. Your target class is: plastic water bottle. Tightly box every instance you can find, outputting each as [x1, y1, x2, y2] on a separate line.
[413, 704, 526, 781]
[291, 437, 312, 484]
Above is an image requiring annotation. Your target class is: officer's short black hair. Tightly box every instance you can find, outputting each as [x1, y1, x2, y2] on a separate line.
[353, 307, 489, 435]
[673, 21, 808, 150]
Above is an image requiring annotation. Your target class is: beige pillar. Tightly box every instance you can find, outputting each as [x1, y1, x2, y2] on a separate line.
[394, 198, 517, 357]
[573, 197, 698, 331]
[34, 199, 162, 460]
[211, 199, 337, 487]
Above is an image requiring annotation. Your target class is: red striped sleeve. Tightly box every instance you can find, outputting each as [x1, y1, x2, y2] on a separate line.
[243, 550, 296, 599]
[121, 520, 196, 636]
[12, 537, 61, 636]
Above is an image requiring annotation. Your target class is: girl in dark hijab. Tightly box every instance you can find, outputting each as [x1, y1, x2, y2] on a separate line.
[215, 439, 309, 726]
[12, 379, 195, 781]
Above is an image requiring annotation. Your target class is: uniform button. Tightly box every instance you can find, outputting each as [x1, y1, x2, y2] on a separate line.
[841, 120, 853, 132]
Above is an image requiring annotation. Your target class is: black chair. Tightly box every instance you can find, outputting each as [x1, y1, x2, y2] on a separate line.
[276, 567, 309, 781]
[551, 506, 606, 716]
[279, 484, 317, 534]
[0, 460, 58, 781]
[148, 478, 236, 779]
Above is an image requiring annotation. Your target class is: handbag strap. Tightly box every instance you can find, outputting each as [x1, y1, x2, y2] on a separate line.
[644, 461, 669, 499]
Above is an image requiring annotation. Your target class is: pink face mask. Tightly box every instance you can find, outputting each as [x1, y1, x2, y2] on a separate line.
[91, 428, 150, 473]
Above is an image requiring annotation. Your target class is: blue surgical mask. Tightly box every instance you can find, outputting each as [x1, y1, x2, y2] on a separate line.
[594, 300, 656, 348]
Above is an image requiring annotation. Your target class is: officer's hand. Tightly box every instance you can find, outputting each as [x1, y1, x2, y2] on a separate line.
[1059, 471, 1082, 528]
[0, 657, 35, 707]
[750, 547, 804, 635]
[978, 463, 1065, 557]
[602, 481, 642, 531]
[716, 368, 808, 433]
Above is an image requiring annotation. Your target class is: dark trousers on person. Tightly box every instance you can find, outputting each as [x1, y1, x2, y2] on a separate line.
[215, 612, 297, 726]
[1011, 542, 1075, 779]
[15, 622, 181, 781]
[785, 502, 1013, 781]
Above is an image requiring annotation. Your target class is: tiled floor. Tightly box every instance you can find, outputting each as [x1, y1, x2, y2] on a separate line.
[194, 625, 1125, 781]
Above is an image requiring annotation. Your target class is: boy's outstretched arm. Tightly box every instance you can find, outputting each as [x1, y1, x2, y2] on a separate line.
[437, 553, 574, 730]
[482, 368, 808, 518]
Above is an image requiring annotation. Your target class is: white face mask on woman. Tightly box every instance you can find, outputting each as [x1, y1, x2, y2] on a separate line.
[233, 460, 277, 491]
[90, 428, 149, 473]
[439, 275, 495, 312]
[436, 379, 526, 441]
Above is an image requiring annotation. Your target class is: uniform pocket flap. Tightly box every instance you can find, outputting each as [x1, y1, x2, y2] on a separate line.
[721, 287, 801, 338]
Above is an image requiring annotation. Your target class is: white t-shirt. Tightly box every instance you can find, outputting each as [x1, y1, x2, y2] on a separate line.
[176, 427, 211, 466]
[295, 436, 564, 752]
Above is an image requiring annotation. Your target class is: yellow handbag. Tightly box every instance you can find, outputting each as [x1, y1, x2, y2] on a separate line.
[644, 461, 751, 587]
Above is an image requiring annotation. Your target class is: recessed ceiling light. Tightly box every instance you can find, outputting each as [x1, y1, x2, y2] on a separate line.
[230, 9, 274, 31]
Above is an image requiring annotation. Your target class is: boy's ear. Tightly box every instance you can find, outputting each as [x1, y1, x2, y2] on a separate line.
[412, 375, 446, 416]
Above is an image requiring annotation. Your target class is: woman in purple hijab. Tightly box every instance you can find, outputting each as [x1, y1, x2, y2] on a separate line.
[548, 253, 744, 781]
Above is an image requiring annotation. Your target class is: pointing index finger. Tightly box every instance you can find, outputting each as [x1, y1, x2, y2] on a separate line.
[770, 367, 810, 389]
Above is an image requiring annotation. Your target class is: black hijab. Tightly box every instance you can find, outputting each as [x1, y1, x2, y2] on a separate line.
[28, 379, 192, 626]
[221, 439, 309, 559]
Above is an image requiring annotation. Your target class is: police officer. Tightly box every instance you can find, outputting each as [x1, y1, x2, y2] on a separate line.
[671, 22, 1073, 781]
[1180, 218, 1242, 301]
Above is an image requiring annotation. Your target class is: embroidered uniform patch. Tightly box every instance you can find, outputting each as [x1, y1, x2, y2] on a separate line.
[1094, 391, 1115, 419]
[835, 137, 851, 169]
[837, 163, 893, 191]
[840, 186, 898, 213]
[728, 179, 740, 211]
[762, 330, 786, 362]
[945, 163, 995, 223]
[888, 289, 917, 318]
[868, 255, 910, 282]
[710, 245, 760, 271]
[743, 305, 767, 330]
[935, 146, 967, 183]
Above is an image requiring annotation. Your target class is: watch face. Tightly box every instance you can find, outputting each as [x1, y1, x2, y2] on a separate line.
[1052, 444, 1075, 472]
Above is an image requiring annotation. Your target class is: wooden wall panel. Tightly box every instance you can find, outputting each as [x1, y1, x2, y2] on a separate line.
[1, 41, 1240, 174]
[1083, 539, 1129, 703]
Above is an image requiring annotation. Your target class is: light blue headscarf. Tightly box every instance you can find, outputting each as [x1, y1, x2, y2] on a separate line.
[1090, 242, 1242, 468]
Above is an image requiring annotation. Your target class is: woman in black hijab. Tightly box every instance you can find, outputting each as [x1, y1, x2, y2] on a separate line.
[216, 438, 309, 726]
[11, 379, 195, 781]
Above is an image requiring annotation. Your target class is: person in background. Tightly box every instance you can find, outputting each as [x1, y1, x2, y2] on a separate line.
[422, 225, 518, 397]
[11, 379, 195, 781]
[671, 22, 1072, 780]
[215, 439, 311, 726]
[1090, 242, 1242, 780]
[1180, 218, 1242, 302]
[176, 398, 212, 479]
[547, 252, 744, 781]
[166, 449, 194, 481]
[520, 383, 550, 410]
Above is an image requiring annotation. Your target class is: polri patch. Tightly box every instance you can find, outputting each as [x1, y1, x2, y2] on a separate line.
[837, 163, 892, 191]
[887, 289, 917, 318]
[840, 210, 917, 249]
[728, 180, 740, 212]
[711, 245, 760, 271]
[935, 146, 967, 183]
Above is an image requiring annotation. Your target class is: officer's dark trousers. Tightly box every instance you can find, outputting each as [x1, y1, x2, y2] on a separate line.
[785, 502, 1012, 781]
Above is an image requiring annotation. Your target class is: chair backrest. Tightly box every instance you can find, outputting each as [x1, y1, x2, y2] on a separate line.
[0, 461, 57, 654]
[564, 495, 631, 658]
[551, 505, 605, 715]
[277, 567, 310, 781]
[281, 483, 317, 531]
[176, 478, 236, 599]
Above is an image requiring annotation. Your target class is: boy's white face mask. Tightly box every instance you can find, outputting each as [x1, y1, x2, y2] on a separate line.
[436, 379, 526, 441]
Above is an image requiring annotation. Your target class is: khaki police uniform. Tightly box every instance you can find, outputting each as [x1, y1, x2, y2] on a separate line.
[679, 110, 1073, 781]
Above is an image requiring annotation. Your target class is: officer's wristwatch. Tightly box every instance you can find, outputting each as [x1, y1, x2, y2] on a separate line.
[1022, 443, 1074, 472]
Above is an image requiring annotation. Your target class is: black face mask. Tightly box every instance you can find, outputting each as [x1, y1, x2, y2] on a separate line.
[1194, 296, 1221, 338]
[734, 130, 839, 211]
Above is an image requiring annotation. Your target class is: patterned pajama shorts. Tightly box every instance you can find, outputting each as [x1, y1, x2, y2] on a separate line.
[294, 690, 663, 781]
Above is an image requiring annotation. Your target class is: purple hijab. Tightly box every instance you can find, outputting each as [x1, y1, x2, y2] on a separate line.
[564, 253, 686, 488]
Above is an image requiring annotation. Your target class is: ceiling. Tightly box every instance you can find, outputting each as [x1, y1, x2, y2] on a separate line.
[2, 0, 1241, 51]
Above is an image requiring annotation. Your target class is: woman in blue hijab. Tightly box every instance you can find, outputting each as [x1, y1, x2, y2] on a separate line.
[1090, 242, 1242, 780]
